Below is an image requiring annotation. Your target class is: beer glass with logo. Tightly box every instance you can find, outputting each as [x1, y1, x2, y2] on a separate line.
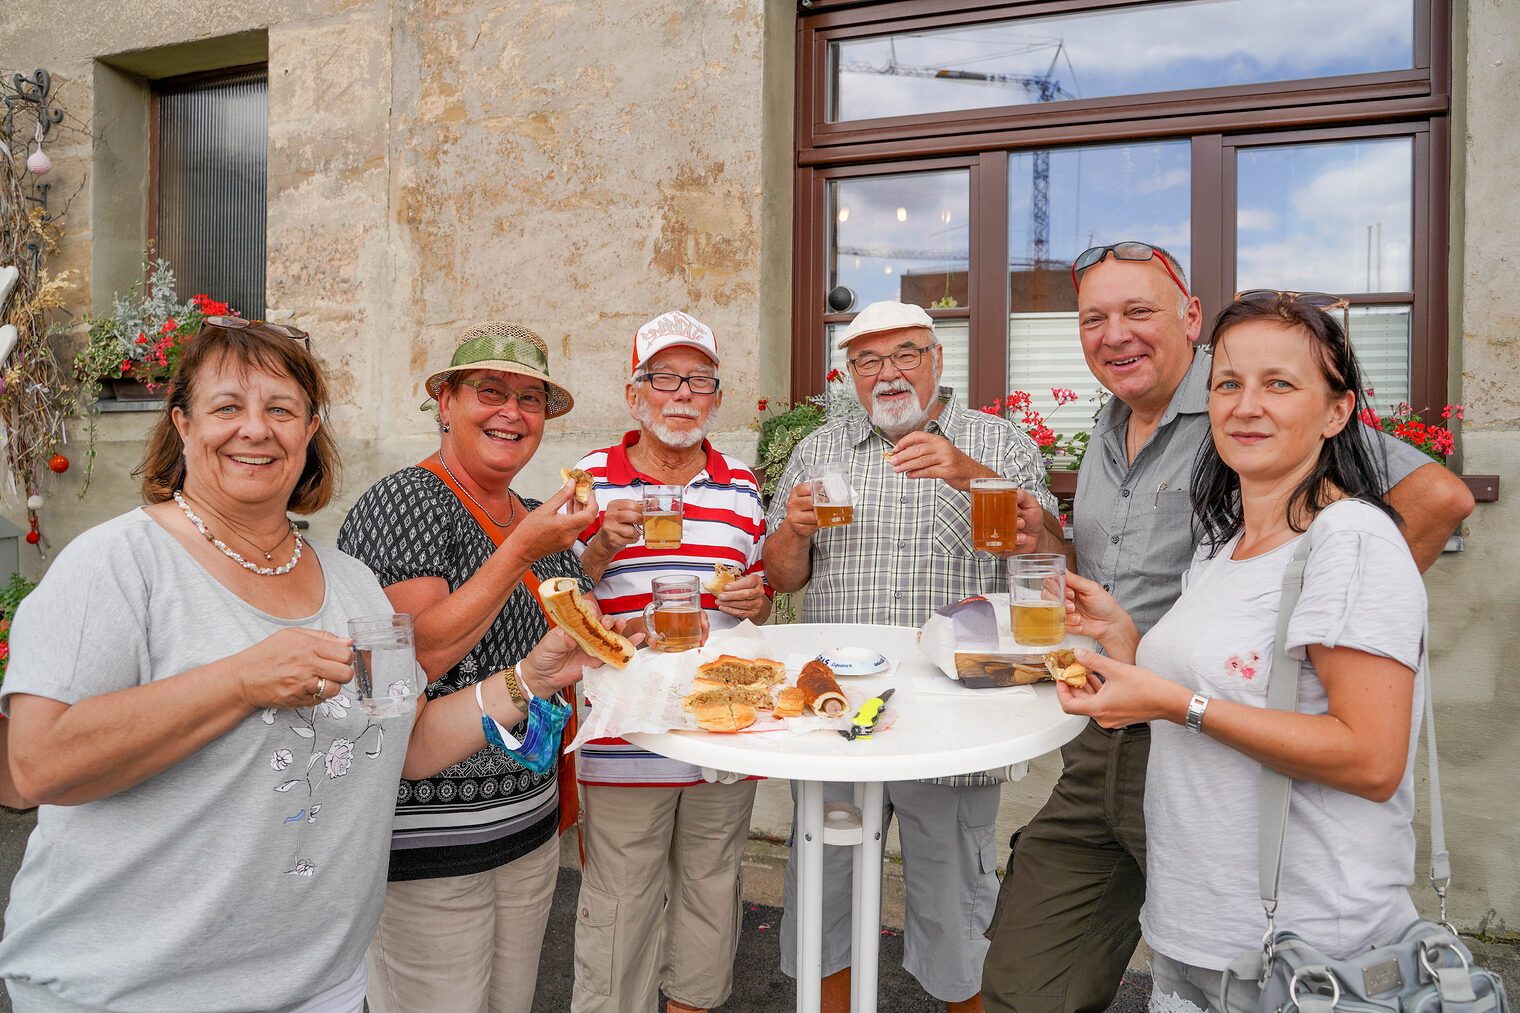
[642, 575, 703, 653]
[1009, 554, 1067, 648]
[808, 462, 854, 528]
[348, 613, 423, 718]
[971, 477, 1021, 556]
[642, 484, 684, 549]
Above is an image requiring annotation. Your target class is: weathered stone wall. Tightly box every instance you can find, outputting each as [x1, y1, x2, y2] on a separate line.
[1, 0, 784, 547]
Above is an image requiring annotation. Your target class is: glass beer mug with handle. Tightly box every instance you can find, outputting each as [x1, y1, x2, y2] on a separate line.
[642, 575, 703, 653]
[348, 613, 424, 718]
[970, 477, 1022, 556]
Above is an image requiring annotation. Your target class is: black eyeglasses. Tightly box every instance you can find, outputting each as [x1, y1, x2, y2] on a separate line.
[1071, 242, 1190, 298]
[637, 372, 721, 395]
[203, 315, 311, 350]
[847, 343, 935, 377]
[455, 378, 549, 414]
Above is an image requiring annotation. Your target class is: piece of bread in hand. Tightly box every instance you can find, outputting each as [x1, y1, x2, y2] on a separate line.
[537, 577, 635, 669]
[691, 701, 758, 733]
[695, 655, 786, 687]
[772, 685, 805, 719]
[1043, 648, 1089, 689]
[703, 562, 744, 594]
[559, 467, 595, 504]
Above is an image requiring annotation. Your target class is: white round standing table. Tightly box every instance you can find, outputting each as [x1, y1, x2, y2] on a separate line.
[624, 623, 1088, 1013]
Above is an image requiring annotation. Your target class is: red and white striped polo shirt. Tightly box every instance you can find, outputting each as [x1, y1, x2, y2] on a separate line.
[572, 431, 771, 786]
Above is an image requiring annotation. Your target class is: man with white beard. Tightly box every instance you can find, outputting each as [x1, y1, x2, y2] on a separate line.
[763, 301, 1066, 1013]
[568, 310, 772, 1013]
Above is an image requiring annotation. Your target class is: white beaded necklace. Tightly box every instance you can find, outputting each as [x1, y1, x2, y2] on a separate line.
[174, 490, 304, 576]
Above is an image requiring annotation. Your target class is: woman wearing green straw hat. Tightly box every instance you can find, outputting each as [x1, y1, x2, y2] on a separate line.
[340, 321, 602, 1013]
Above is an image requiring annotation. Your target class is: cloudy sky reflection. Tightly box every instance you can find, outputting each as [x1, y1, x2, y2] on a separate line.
[832, 0, 1413, 122]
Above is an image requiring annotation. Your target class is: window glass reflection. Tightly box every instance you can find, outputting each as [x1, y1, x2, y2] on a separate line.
[1007, 141, 1190, 438]
[1236, 137, 1412, 294]
[830, 0, 1413, 123]
[828, 320, 970, 408]
[828, 171, 970, 312]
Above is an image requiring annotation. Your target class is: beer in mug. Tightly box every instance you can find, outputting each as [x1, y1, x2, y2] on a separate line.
[642, 485, 684, 550]
[808, 462, 854, 528]
[971, 477, 1021, 556]
[1009, 554, 1067, 648]
[642, 575, 703, 653]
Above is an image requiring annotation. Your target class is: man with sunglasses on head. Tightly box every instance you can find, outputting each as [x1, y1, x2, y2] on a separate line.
[568, 310, 772, 1013]
[765, 300, 1067, 1013]
[980, 242, 1475, 1013]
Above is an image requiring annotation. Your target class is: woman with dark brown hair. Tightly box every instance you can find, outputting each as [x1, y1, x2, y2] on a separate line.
[1056, 293, 1428, 1013]
[0, 320, 620, 1013]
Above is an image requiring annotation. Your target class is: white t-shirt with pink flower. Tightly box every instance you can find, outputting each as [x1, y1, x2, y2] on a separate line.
[1136, 498, 1427, 970]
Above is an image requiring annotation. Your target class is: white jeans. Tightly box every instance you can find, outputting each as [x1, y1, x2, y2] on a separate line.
[365, 835, 560, 1013]
[1149, 951, 1228, 1013]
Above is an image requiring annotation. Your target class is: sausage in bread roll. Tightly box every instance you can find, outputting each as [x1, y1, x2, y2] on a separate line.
[797, 659, 848, 717]
[537, 577, 635, 669]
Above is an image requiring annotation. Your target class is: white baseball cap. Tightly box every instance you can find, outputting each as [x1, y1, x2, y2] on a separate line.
[632, 310, 720, 374]
[835, 300, 935, 349]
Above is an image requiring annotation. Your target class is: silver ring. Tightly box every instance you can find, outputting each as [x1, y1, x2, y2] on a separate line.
[314, 677, 326, 701]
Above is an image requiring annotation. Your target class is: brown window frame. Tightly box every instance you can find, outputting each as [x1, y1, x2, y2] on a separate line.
[792, 0, 1452, 415]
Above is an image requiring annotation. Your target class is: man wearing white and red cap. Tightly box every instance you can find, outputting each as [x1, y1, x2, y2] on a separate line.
[568, 310, 772, 1013]
[763, 300, 1067, 1012]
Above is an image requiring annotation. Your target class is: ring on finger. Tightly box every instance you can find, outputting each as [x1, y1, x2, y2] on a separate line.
[313, 677, 326, 703]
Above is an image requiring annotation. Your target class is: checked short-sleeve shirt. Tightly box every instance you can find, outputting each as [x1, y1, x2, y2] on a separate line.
[765, 387, 1059, 628]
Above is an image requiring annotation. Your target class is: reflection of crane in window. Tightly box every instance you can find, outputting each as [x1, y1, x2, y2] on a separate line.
[838, 39, 1075, 266]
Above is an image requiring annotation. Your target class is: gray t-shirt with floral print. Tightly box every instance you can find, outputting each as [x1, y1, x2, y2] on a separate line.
[0, 508, 411, 1013]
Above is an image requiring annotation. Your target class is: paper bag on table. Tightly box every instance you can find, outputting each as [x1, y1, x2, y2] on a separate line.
[917, 593, 1051, 689]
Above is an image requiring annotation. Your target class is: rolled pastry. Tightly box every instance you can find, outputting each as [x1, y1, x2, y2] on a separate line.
[797, 660, 848, 717]
[537, 577, 635, 669]
[682, 685, 773, 712]
[695, 655, 786, 687]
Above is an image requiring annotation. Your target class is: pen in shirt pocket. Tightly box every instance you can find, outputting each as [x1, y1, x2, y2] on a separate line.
[1153, 483, 1168, 508]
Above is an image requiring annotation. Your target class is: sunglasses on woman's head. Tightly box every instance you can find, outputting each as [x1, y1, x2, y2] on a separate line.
[1232, 290, 1350, 313]
[203, 315, 311, 350]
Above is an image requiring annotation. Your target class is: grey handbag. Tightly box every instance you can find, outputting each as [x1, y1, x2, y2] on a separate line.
[1220, 521, 1508, 1013]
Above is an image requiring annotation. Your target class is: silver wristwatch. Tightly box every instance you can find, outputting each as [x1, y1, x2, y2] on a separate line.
[1185, 692, 1210, 733]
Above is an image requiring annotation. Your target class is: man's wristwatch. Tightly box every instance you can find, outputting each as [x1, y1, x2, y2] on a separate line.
[1184, 692, 1210, 733]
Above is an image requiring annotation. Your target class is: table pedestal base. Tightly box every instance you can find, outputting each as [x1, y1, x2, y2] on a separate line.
[794, 780, 886, 1013]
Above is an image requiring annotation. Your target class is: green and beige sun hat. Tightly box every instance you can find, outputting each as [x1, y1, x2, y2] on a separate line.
[421, 321, 574, 419]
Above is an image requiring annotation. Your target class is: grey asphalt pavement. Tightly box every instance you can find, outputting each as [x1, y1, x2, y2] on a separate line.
[5, 800, 1511, 1013]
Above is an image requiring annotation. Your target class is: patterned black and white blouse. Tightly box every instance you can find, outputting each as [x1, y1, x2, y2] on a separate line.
[338, 465, 591, 881]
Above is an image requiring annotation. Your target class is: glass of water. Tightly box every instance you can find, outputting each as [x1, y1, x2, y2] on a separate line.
[348, 613, 422, 718]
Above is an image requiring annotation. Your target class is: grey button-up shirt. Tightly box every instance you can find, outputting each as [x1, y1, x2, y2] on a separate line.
[1074, 349, 1431, 636]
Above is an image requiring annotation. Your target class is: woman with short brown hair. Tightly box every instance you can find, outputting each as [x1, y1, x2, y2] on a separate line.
[0, 320, 613, 1013]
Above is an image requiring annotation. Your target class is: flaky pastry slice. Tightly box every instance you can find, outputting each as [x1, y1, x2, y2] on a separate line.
[559, 467, 595, 504]
[1043, 648, 1090, 689]
[690, 701, 758, 733]
[703, 562, 744, 594]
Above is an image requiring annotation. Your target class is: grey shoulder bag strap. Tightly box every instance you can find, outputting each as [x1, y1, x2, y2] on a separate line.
[1257, 519, 1450, 938]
